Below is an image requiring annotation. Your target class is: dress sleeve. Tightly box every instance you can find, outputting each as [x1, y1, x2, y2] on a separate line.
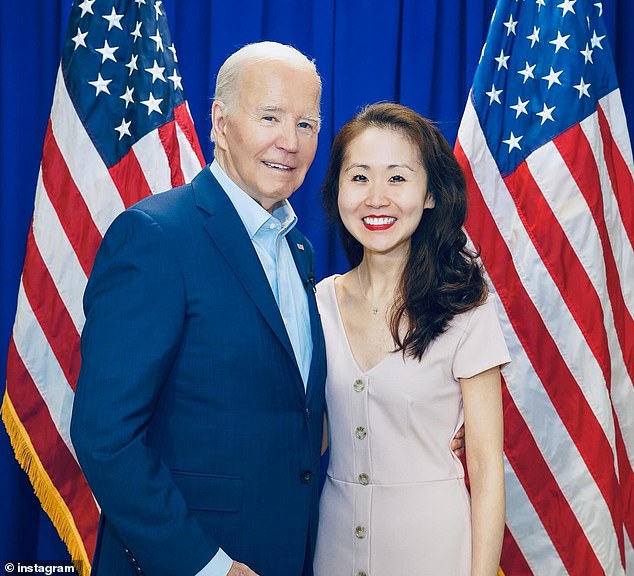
[452, 294, 511, 380]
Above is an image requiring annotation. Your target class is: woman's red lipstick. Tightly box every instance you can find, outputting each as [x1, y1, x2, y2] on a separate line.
[362, 215, 397, 231]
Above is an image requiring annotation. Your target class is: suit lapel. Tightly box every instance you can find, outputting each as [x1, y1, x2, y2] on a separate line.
[287, 229, 325, 404]
[191, 167, 298, 367]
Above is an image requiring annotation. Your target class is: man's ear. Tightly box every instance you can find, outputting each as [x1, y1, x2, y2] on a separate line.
[211, 100, 227, 149]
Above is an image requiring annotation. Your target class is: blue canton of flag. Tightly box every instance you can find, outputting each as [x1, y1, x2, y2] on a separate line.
[473, 0, 617, 176]
[63, 0, 186, 167]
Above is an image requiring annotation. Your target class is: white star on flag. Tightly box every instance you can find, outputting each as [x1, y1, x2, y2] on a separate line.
[504, 15, 518, 36]
[102, 7, 124, 31]
[168, 71, 183, 90]
[88, 73, 112, 96]
[131, 21, 142, 42]
[517, 61, 536, 83]
[573, 78, 591, 98]
[550, 30, 571, 53]
[78, 0, 95, 17]
[502, 131, 523, 151]
[72, 28, 88, 49]
[536, 102, 556, 124]
[557, 0, 577, 17]
[590, 30, 605, 49]
[141, 93, 163, 115]
[527, 26, 540, 47]
[149, 30, 164, 51]
[115, 118, 132, 140]
[125, 54, 139, 75]
[510, 96, 530, 118]
[542, 67, 563, 89]
[486, 84, 503, 105]
[494, 49, 510, 70]
[96, 40, 118, 63]
[120, 86, 135, 108]
[145, 60, 166, 83]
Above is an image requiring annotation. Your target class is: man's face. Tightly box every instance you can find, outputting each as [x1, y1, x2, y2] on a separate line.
[212, 60, 321, 212]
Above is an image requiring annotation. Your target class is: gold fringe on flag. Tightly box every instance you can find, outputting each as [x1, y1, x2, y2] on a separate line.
[1, 392, 91, 576]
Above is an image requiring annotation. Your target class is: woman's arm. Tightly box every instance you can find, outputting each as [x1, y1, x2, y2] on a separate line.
[460, 366, 505, 576]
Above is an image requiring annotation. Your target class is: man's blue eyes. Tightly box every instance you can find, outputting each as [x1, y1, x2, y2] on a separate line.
[261, 116, 314, 130]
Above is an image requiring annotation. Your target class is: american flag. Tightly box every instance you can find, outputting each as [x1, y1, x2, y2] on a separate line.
[455, 1, 633, 574]
[1, 0, 204, 572]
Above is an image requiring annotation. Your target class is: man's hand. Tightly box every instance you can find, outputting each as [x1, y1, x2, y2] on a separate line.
[451, 424, 465, 457]
[227, 561, 260, 576]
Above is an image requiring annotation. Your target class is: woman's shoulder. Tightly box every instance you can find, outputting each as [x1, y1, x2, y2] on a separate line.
[447, 292, 500, 332]
[316, 274, 340, 290]
[315, 274, 342, 317]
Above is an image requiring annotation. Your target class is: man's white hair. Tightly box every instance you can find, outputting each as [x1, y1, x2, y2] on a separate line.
[210, 41, 322, 141]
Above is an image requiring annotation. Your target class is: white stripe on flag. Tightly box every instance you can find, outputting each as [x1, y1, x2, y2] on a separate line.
[503, 457, 569, 576]
[580, 113, 634, 313]
[133, 129, 173, 194]
[12, 283, 77, 460]
[33, 170, 87, 334]
[602, 90, 634, 176]
[176, 120, 203, 182]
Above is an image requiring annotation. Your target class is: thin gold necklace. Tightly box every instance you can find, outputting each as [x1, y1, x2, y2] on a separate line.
[356, 266, 380, 315]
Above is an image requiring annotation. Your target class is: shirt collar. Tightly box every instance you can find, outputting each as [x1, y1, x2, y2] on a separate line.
[210, 160, 297, 239]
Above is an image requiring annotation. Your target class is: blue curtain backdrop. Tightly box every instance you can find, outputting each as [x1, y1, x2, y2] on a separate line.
[1, 0, 632, 564]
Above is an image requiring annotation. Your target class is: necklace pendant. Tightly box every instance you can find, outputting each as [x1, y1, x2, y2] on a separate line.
[372, 306, 379, 315]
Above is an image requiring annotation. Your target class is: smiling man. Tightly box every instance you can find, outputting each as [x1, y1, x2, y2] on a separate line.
[71, 42, 326, 576]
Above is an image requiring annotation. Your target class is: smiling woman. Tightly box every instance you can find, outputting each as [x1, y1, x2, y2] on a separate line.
[314, 103, 510, 576]
[337, 125, 435, 260]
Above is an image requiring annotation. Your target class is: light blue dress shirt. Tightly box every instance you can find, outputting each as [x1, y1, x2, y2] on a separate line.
[197, 161, 313, 576]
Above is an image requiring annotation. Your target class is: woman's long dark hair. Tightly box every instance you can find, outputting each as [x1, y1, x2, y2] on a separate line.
[322, 102, 487, 360]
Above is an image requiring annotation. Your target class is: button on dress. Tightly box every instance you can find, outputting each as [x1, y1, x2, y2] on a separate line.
[313, 275, 510, 576]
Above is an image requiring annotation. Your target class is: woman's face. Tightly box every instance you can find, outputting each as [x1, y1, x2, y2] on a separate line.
[337, 126, 434, 259]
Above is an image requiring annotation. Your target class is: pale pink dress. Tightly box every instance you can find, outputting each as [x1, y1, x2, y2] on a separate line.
[313, 274, 510, 576]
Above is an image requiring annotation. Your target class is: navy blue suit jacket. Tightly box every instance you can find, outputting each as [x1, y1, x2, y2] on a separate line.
[70, 166, 326, 576]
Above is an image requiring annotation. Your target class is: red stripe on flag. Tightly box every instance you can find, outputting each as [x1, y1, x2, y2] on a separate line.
[503, 163, 612, 383]
[614, 412, 634, 547]
[6, 338, 98, 560]
[598, 104, 634, 246]
[500, 380, 605, 575]
[456, 141, 624, 564]
[42, 121, 103, 277]
[158, 121, 185, 188]
[554, 123, 634, 386]
[22, 229, 81, 389]
[174, 102, 205, 167]
[109, 148, 153, 209]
